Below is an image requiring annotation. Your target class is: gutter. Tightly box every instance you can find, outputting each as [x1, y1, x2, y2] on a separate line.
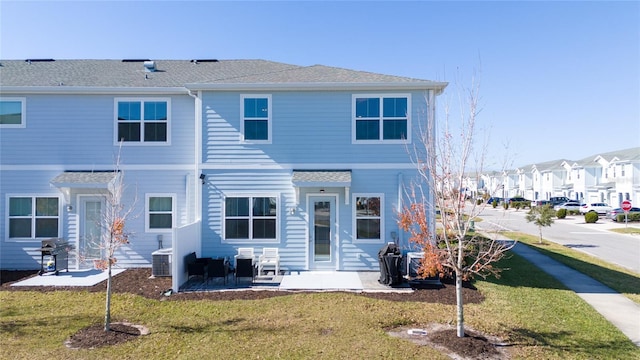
[185, 81, 448, 94]
[0, 86, 189, 95]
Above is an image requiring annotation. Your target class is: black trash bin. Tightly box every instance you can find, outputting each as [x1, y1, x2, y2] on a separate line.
[378, 243, 403, 286]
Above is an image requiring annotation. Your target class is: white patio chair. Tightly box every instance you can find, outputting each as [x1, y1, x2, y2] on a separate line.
[258, 247, 280, 276]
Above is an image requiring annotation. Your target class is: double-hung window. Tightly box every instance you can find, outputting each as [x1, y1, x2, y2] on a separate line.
[353, 194, 383, 243]
[241, 95, 271, 143]
[8, 196, 60, 239]
[115, 98, 170, 144]
[224, 195, 277, 241]
[0, 97, 26, 128]
[353, 95, 410, 143]
[146, 194, 175, 232]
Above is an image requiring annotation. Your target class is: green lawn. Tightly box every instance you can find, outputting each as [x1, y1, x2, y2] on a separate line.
[1, 252, 639, 359]
[504, 231, 640, 304]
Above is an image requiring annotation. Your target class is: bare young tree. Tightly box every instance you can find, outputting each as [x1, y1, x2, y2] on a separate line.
[399, 69, 515, 338]
[93, 149, 136, 332]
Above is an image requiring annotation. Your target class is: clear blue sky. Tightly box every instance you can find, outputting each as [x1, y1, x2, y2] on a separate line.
[1, 1, 638, 168]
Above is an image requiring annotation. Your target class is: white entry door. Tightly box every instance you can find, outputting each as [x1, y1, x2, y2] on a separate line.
[308, 195, 337, 270]
[79, 196, 105, 262]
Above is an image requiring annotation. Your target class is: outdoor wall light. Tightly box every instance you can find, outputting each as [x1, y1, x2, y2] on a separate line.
[199, 173, 206, 184]
[66, 205, 73, 212]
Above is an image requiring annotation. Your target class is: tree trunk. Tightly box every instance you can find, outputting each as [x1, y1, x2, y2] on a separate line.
[538, 227, 543, 244]
[104, 262, 112, 331]
[456, 272, 464, 337]
[456, 237, 465, 338]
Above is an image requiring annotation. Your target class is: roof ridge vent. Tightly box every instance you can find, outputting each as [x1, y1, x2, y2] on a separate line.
[25, 59, 55, 63]
[190, 59, 219, 64]
[143, 60, 156, 72]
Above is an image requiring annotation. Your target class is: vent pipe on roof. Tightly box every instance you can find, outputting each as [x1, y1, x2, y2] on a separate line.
[143, 61, 156, 72]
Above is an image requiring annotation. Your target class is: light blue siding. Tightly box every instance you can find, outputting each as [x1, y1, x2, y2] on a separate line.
[202, 91, 429, 165]
[0, 92, 198, 269]
[200, 168, 417, 271]
[0, 94, 195, 166]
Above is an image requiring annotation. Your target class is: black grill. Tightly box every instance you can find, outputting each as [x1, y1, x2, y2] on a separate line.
[378, 243, 403, 286]
[39, 238, 71, 275]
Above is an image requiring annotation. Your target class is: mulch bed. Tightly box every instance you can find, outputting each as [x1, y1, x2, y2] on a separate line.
[1, 269, 504, 358]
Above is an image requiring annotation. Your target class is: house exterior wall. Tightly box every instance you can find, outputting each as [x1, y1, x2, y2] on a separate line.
[0, 93, 196, 269]
[198, 89, 434, 271]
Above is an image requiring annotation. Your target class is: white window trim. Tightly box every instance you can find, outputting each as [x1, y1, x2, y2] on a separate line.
[222, 192, 280, 244]
[5, 194, 62, 242]
[145, 193, 176, 233]
[352, 94, 411, 144]
[0, 97, 26, 128]
[240, 94, 272, 144]
[352, 193, 385, 244]
[113, 97, 172, 146]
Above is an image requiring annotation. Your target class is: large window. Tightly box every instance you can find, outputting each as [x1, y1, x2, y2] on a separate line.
[353, 95, 410, 142]
[241, 95, 271, 143]
[146, 194, 175, 231]
[224, 195, 277, 241]
[0, 97, 26, 128]
[354, 195, 383, 242]
[115, 98, 170, 144]
[8, 196, 60, 239]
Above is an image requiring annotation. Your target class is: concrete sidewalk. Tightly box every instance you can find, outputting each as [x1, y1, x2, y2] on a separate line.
[511, 243, 640, 346]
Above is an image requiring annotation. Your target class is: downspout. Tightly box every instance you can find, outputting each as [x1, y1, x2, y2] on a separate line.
[397, 172, 404, 249]
[187, 89, 202, 224]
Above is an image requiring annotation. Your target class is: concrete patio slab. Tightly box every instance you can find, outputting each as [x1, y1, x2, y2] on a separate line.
[279, 271, 363, 290]
[10, 268, 126, 287]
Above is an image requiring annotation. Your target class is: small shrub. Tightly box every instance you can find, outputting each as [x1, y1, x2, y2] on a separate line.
[584, 211, 599, 223]
[492, 200, 498, 208]
[616, 213, 640, 222]
[503, 202, 509, 210]
[477, 199, 482, 205]
[514, 202, 522, 210]
[556, 208, 567, 219]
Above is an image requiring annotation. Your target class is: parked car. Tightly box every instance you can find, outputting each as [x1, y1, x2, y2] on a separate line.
[549, 196, 571, 206]
[554, 201, 582, 212]
[606, 207, 640, 221]
[531, 200, 552, 207]
[580, 203, 613, 215]
[487, 197, 503, 204]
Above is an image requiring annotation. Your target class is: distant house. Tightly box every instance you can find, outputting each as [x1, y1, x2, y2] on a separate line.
[0, 59, 447, 275]
[492, 148, 639, 205]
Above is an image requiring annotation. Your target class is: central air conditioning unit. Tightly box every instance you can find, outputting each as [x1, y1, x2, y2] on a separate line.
[406, 251, 442, 287]
[151, 248, 172, 277]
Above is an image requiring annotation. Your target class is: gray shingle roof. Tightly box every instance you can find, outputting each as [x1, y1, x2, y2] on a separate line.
[50, 171, 118, 188]
[292, 170, 352, 187]
[0, 59, 446, 89]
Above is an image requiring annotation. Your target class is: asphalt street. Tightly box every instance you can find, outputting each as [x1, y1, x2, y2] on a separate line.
[477, 207, 640, 274]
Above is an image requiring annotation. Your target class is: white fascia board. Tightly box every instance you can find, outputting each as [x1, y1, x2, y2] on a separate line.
[0, 86, 188, 95]
[185, 82, 448, 93]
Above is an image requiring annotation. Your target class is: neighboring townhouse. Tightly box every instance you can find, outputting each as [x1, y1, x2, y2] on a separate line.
[0, 59, 447, 275]
[488, 147, 639, 206]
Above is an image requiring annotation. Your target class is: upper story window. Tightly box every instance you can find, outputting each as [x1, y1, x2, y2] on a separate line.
[146, 194, 175, 232]
[241, 95, 271, 143]
[353, 194, 383, 243]
[0, 97, 26, 128]
[115, 98, 170, 144]
[224, 195, 277, 241]
[353, 94, 410, 143]
[8, 196, 60, 239]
